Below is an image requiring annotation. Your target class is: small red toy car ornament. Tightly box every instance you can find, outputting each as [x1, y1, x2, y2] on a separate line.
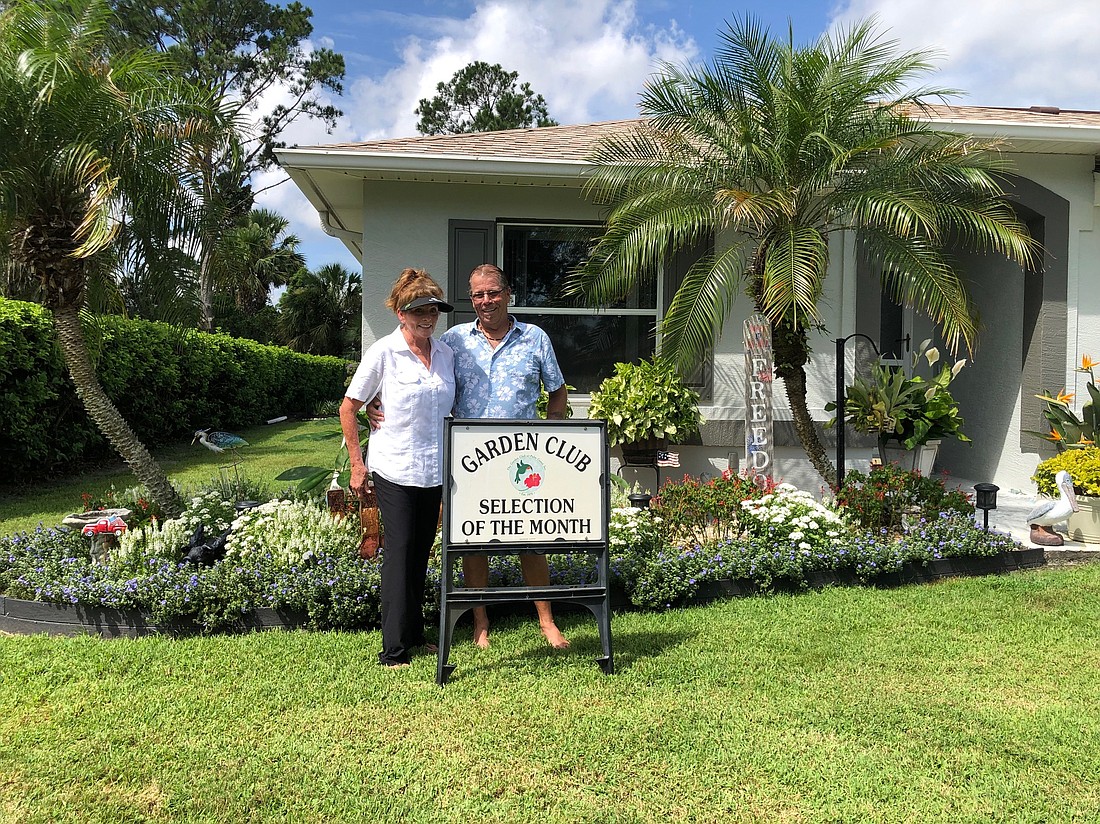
[81, 515, 128, 538]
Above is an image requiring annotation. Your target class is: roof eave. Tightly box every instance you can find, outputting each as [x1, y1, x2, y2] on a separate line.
[275, 146, 591, 181]
[932, 118, 1100, 151]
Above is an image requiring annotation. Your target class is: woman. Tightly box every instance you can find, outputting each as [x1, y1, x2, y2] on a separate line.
[340, 268, 456, 668]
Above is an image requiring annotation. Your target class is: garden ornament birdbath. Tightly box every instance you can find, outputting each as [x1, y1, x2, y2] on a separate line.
[62, 508, 132, 564]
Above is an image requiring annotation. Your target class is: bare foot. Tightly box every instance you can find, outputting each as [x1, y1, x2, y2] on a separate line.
[473, 621, 490, 649]
[382, 661, 410, 669]
[540, 622, 570, 649]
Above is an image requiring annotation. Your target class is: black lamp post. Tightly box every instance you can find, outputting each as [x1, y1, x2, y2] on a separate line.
[974, 483, 999, 531]
[834, 333, 880, 490]
[627, 492, 652, 510]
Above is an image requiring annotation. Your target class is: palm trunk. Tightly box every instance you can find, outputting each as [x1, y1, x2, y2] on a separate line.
[771, 320, 838, 489]
[199, 243, 215, 333]
[52, 306, 184, 518]
[782, 363, 838, 489]
[197, 149, 217, 333]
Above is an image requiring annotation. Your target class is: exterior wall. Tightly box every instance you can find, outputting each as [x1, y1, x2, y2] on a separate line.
[351, 151, 1100, 494]
[946, 152, 1100, 491]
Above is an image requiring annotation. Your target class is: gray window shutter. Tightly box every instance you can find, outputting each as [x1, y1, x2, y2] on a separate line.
[449, 220, 496, 318]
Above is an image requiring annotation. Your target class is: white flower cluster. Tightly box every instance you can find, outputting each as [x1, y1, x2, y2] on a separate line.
[225, 499, 360, 565]
[113, 492, 235, 565]
[609, 506, 662, 551]
[739, 483, 843, 550]
[114, 515, 196, 565]
[178, 490, 236, 535]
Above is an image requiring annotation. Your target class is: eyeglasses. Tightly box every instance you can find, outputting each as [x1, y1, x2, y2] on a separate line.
[469, 289, 505, 301]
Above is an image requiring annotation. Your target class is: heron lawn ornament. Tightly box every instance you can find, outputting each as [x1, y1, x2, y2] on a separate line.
[1027, 469, 1079, 546]
[193, 429, 249, 499]
[192, 429, 249, 453]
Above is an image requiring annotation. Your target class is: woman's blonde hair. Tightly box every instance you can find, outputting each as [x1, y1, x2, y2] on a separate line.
[386, 268, 444, 313]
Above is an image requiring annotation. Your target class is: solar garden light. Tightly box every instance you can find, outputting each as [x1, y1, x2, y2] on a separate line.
[974, 483, 999, 531]
[627, 492, 652, 509]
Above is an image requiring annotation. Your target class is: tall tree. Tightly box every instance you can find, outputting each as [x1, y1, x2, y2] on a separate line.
[415, 61, 557, 135]
[278, 262, 361, 357]
[570, 16, 1036, 488]
[0, 0, 229, 516]
[110, 0, 345, 330]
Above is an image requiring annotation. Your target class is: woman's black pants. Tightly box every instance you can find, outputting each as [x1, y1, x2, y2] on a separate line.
[371, 473, 442, 665]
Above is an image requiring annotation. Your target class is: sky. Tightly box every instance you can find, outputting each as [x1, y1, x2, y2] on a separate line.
[253, 0, 1100, 276]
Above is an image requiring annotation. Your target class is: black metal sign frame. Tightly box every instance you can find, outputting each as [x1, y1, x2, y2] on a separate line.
[437, 417, 613, 685]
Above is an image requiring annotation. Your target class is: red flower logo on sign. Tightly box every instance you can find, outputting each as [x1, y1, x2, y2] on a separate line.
[524, 473, 542, 489]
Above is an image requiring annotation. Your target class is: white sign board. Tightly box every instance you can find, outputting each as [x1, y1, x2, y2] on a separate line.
[744, 312, 775, 486]
[446, 420, 607, 546]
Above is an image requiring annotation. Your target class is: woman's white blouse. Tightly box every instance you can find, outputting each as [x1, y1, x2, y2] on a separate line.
[345, 327, 456, 488]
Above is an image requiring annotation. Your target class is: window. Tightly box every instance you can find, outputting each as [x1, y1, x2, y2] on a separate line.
[500, 222, 657, 393]
[878, 291, 906, 363]
[447, 219, 712, 397]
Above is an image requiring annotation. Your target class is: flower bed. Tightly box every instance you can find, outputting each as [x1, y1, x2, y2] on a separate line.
[0, 468, 1036, 637]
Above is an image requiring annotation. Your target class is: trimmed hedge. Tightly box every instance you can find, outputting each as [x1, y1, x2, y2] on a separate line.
[0, 298, 346, 479]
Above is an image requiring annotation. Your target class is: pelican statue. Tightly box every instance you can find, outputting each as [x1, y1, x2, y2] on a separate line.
[192, 428, 249, 454]
[1027, 469, 1079, 546]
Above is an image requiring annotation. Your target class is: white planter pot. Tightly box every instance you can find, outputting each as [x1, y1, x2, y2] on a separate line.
[879, 439, 941, 476]
[1066, 495, 1100, 544]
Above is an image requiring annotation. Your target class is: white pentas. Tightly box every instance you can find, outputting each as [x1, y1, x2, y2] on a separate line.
[225, 499, 360, 566]
[738, 483, 843, 551]
[178, 490, 236, 535]
[609, 506, 663, 552]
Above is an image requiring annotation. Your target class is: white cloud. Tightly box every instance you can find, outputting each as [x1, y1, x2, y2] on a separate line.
[250, 2, 703, 271]
[344, 0, 700, 140]
[831, 0, 1100, 109]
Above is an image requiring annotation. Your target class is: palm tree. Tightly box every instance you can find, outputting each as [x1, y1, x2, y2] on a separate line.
[570, 16, 1036, 488]
[0, 0, 227, 517]
[278, 263, 361, 357]
[218, 208, 306, 315]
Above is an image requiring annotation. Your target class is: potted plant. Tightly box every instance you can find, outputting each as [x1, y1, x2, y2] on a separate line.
[1029, 356, 1100, 543]
[587, 356, 702, 465]
[827, 339, 970, 475]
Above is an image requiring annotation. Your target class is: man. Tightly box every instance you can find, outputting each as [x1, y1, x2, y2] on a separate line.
[440, 264, 570, 649]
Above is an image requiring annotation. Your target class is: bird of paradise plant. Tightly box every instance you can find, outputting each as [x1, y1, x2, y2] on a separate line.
[1029, 355, 1100, 449]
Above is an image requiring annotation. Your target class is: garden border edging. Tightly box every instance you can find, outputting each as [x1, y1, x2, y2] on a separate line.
[0, 595, 307, 638]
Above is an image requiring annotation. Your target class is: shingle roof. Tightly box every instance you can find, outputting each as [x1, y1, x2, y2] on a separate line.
[298, 119, 639, 161]
[293, 105, 1100, 162]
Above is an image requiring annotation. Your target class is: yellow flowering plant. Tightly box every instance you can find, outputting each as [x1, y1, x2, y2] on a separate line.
[1032, 447, 1100, 498]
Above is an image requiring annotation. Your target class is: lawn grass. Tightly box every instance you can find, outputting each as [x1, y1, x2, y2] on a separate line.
[2, 564, 1098, 823]
[0, 418, 338, 535]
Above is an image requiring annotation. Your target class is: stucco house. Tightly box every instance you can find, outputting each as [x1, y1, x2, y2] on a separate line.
[275, 104, 1100, 493]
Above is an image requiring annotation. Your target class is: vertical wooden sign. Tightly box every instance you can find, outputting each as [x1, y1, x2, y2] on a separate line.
[744, 313, 774, 487]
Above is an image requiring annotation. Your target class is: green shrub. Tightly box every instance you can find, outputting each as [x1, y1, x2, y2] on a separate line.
[78, 484, 166, 531]
[652, 469, 773, 546]
[587, 356, 701, 446]
[0, 298, 346, 478]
